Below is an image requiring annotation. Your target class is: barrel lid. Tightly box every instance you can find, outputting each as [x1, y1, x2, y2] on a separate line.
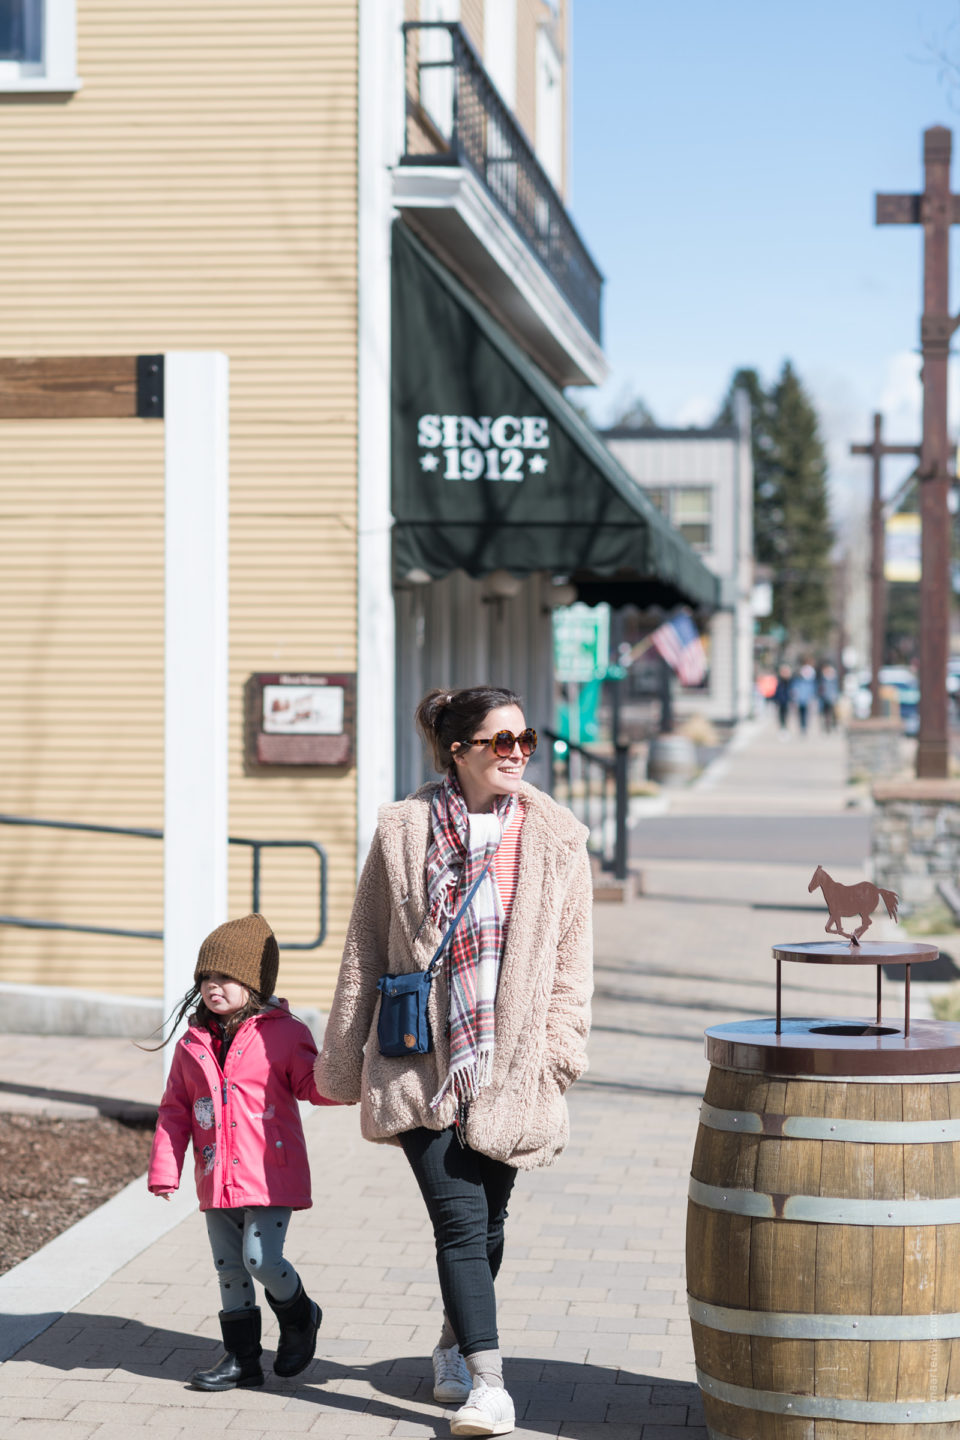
[705, 1017, 960, 1076]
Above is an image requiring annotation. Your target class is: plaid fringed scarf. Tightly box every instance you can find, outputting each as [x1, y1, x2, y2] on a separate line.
[426, 775, 517, 1110]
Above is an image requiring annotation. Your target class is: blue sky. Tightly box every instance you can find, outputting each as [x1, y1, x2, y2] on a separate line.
[568, 0, 960, 526]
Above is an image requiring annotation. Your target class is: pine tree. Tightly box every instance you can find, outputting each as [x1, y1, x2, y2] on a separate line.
[606, 388, 656, 429]
[769, 362, 833, 644]
[717, 362, 833, 646]
[716, 368, 780, 567]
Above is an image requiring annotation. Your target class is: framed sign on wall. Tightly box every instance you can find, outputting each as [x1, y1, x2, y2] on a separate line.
[245, 673, 356, 767]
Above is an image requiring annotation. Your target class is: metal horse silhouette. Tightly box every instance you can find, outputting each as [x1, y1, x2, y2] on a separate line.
[808, 865, 900, 946]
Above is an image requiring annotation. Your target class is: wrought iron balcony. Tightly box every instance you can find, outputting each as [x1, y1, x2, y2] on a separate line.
[400, 20, 603, 344]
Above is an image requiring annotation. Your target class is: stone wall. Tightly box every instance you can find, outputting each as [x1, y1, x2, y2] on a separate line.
[847, 717, 902, 781]
[872, 780, 960, 910]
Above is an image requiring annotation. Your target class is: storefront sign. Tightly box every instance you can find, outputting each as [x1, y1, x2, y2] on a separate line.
[416, 413, 550, 481]
[553, 603, 610, 682]
[245, 673, 355, 767]
[885, 513, 921, 583]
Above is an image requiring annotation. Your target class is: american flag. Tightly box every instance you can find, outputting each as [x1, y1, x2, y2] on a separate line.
[648, 612, 707, 688]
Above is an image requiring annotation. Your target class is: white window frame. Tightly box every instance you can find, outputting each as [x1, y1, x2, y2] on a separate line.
[484, 0, 516, 110]
[0, 0, 81, 94]
[535, 23, 564, 192]
[419, 0, 458, 142]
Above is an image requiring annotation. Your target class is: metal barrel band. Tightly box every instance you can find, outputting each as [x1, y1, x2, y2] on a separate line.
[688, 1295, 960, 1341]
[689, 1176, 960, 1225]
[699, 1102, 960, 1144]
[697, 1368, 960, 1423]
[706, 1062, 960, 1084]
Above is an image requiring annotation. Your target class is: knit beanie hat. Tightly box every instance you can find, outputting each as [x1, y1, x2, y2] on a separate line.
[194, 914, 279, 998]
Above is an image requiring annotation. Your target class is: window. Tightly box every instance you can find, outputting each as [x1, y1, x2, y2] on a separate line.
[0, 0, 42, 69]
[484, 0, 516, 109]
[642, 484, 713, 551]
[0, 0, 81, 92]
[671, 487, 713, 550]
[483, 0, 518, 217]
[535, 25, 563, 192]
[419, 0, 459, 142]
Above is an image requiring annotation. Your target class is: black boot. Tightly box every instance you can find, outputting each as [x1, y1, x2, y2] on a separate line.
[265, 1280, 322, 1377]
[189, 1307, 264, 1391]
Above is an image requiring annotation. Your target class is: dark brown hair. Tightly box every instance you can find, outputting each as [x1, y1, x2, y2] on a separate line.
[140, 980, 270, 1051]
[415, 686, 524, 773]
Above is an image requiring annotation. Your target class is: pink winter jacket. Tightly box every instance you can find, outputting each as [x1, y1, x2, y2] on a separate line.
[148, 1000, 335, 1211]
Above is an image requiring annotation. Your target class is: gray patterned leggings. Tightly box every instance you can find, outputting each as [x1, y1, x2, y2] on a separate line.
[205, 1206, 299, 1313]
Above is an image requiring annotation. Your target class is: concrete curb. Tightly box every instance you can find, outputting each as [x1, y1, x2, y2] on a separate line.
[0, 1173, 197, 1363]
[0, 982, 326, 1044]
[0, 983, 162, 1038]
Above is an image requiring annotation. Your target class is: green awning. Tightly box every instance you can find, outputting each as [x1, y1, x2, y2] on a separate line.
[391, 223, 719, 613]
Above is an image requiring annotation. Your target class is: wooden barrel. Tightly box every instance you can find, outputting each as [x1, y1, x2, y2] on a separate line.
[647, 733, 696, 786]
[687, 1019, 960, 1439]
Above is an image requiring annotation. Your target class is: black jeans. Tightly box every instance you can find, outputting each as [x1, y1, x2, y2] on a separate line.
[399, 1125, 517, 1357]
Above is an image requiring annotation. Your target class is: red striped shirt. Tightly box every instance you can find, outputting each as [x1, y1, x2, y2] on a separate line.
[493, 804, 525, 925]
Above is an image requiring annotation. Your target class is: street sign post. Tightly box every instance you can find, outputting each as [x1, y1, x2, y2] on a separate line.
[850, 414, 920, 719]
[877, 126, 960, 777]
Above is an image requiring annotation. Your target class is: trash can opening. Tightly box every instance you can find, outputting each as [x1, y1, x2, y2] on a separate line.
[810, 1022, 900, 1037]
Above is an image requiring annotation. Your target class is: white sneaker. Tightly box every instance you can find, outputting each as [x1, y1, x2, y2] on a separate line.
[432, 1344, 471, 1404]
[449, 1383, 515, 1436]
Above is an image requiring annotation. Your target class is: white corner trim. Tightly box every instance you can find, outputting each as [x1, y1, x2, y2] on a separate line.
[356, 0, 403, 872]
[393, 164, 607, 386]
[163, 352, 229, 1074]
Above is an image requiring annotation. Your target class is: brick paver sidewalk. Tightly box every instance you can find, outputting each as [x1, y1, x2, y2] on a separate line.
[0, 716, 891, 1439]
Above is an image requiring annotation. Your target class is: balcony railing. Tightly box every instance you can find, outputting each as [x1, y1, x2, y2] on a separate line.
[400, 20, 603, 343]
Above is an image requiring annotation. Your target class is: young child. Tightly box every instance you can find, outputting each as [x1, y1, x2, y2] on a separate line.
[148, 912, 336, 1391]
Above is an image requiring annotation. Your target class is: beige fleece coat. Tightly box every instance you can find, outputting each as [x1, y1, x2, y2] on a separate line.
[315, 782, 593, 1170]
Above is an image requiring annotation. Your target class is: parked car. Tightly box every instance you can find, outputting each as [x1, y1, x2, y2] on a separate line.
[852, 666, 919, 734]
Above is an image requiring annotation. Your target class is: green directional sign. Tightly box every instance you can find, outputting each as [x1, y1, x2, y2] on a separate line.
[553, 603, 610, 683]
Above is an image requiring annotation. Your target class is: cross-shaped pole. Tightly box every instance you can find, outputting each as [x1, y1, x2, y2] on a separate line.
[850, 414, 920, 719]
[877, 125, 960, 777]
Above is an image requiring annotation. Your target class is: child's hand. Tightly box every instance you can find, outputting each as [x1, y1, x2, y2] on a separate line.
[151, 1189, 175, 1201]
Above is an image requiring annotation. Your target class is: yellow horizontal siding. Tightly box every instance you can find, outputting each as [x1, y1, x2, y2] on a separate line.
[0, 0, 360, 1010]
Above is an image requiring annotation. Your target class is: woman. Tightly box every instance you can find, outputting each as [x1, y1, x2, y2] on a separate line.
[774, 663, 793, 734]
[316, 686, 592, 1437]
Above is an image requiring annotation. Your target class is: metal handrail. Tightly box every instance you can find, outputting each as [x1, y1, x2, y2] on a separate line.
[544, 730, 629, 881]
[400, 20, 603, 341]
[0, 813, 327, 950]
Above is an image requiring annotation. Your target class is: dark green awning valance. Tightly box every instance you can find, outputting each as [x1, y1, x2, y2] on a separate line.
[391, 223, 719, 613]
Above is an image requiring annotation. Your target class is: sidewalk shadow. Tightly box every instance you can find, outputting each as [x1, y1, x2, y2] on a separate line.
[11, 1313, 706, 1434]
[882, 950, 958, 983]
[0, 1081, 157, 1122]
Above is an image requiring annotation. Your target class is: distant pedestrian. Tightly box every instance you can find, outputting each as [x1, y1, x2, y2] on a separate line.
[791, 663, 817, 734]
[818, 664, 839, 733]
[147, 914, 338, 1391]
[316, 686, 593, 1439]
[774, 664, 793, 735]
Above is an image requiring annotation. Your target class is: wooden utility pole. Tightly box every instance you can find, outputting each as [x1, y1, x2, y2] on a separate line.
[850, 414, 920, 718]
[877, 126, 960, 777]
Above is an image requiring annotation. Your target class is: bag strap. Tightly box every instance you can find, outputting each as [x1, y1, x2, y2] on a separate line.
[426, 861, 493, 978]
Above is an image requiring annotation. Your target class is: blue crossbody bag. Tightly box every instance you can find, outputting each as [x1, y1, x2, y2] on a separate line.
[376, 863, 492, 1057]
